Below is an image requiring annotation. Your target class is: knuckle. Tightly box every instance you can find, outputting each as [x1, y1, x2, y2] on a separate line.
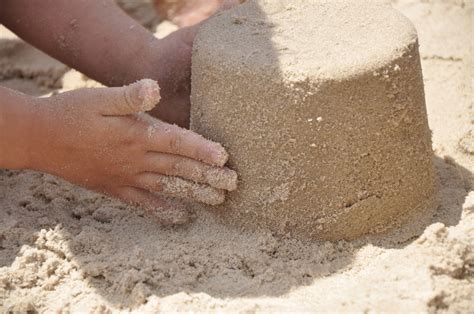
[153, 178, 164, 192]
[107, 186, 127, 202]
[122, 121, 147, 147]
[140, 175, 163, 192]
[121, 88, 134, 112]
[132, 117, 149, 134]
[168, 134, 183, 154]
[168, 158, 182, 173]
[195, 145, 209, 162]
[153, 155, 183, 176]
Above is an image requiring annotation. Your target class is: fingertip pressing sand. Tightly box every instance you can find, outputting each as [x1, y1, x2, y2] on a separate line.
[159, 176, 226, 206]
[191, 0, 438, 240]
[135, 79, 161, 112]
[204, 167, 238, 191]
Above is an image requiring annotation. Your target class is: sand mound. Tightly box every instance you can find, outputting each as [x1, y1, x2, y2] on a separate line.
[191, 0, 438, 240]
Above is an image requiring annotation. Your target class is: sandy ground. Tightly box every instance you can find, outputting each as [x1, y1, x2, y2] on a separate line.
[0, 0, 473, 312]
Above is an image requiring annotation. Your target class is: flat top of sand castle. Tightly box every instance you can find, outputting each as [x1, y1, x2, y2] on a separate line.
[197, 0, 417, 80]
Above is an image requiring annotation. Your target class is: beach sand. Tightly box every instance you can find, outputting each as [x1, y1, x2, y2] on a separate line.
[0, 0, 473, 312]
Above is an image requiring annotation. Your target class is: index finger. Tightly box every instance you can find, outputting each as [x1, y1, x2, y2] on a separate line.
[147, 120, 229, 167]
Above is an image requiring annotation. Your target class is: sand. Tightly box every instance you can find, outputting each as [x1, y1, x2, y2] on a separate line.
[191, 0, 438, 241]
[0, 0, 473, 312]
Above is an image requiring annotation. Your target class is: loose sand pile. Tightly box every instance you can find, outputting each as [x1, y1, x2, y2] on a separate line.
[191, 0, 437, 240]
[1, 0, 473, 312]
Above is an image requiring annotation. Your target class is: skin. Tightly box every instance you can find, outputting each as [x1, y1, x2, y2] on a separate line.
[0, 80, 236, 223]
[0, 0, 241, 223]
[154, 0, 225, 27]
[0, 0, 193, 127]
[0, 0, 240, 127]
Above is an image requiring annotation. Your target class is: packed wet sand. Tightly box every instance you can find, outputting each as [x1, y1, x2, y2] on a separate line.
[191, 0, 438, 241]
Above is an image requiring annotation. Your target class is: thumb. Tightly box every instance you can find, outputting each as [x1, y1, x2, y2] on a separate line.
[98, 79, 161, 116]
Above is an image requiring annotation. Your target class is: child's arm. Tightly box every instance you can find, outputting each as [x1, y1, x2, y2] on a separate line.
[0, 81, 237, 222]
[0, 86, 34, 170]
[0, 0, 197, 126]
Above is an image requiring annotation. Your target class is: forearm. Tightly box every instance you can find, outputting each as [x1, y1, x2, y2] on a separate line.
[0, 87, 36, 170]
[0, 0, 166, 87]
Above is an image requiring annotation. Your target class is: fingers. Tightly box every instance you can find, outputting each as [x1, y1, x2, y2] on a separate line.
[146, 121, 229, 167]
[144, 152, 237, 191]
[136, 172, 225, 205]
[97, 79, 161, 116]
[116, 186, 191, 225]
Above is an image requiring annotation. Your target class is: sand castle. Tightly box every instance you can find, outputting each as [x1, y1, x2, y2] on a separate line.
[190, 0, 438, 240]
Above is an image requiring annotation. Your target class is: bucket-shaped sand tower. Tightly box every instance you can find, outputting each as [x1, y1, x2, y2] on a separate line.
[191, 0, 438, 240]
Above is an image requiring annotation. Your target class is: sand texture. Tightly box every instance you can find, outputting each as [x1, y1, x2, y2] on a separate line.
[0, 0, 473, 312]
[191, 0, 438, 240]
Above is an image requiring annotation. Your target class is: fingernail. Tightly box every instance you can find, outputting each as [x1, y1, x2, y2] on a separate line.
[210, 144, 229, 167]
[193, 187, 225, 206]
[205, 168, 238, 191]
[137, 79, 161, 111]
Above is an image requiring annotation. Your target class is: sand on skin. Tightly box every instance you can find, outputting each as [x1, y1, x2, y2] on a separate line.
[0, 0, 473, 312]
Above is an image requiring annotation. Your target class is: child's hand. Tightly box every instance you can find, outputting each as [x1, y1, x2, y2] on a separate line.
[26, 80, 237, 224]
[148, 0, 244, 127]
